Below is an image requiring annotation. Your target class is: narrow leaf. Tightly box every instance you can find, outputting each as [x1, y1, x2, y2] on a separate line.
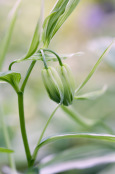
[0, 71, 21, 92]
[61, 106, 114, 134]
[39, 145, 115, 172]
[0, 147, 14, 153]
[0, 0, 22, 70]
[23, 0, 44, 60]
[42, 0, 80, 47]
[75, 40, 114, 94]
[61, 105, 92, 127]
[24, 22, 40, 59]
[35, 133, 115, 153]
[75, 85, 107, 100]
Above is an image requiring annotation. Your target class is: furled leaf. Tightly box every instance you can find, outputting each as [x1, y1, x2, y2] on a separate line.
[75, 40, 114, 94]
[0, 0, 22, 70]
[0, 71, 21, 92]
[42, 0, 80, 47]
[0, 147, 14, 153]
[75, 85, 107, 100]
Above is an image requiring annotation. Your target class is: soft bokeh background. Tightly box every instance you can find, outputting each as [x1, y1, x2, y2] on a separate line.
[0, 0, 115, 173]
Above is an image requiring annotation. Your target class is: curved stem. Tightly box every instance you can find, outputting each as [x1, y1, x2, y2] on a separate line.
[31, 104, 60, 165]
[18, 92, 31, 166]
[21, 60, 36, 92]
[40, 49, 48, 69]
[43, 49, 63, 66]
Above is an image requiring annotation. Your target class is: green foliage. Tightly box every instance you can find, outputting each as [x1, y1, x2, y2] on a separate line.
[75, 86, 107, 100]
[24, 22, 40, 59]
[24, 167, 39, 174]
[39, 144, 115, 173]
[42, 0, 80, 47]
[0, 147, 14, 153]
[75, 41, 114, 94]
[35, 133, 115, 153]
[0, 0, 22, 70]
[0, 71, 21, 92]
[0, 0, 114, 173]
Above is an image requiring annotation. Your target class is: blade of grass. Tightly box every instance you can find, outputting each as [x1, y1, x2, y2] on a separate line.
[74, 85, 107, 100]
[61, 105, 92, 128]
[0, 0, 22, 69]
[75, 40, 114, 94]
[61, 106, 114, 134]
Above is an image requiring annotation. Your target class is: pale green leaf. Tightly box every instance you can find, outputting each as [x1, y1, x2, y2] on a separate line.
[61, 105, 92, 127]
[75, 85, 107, 100]
[42, 0, 80, 47]
[0, 147, 14, 153]
[61, 106, 114, 134]
[24, 22, 40, 59]
[0, 0, 22, 70]
[39, 145, 115, 173]
[35, 133, 115, 153]
[75, 40, 114, 94]
[23, 0, 44, 60]
[0, 71, 21, 92]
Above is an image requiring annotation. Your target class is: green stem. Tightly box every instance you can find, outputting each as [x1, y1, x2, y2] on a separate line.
[0, 109, 16, 170]
[40, 49, 48, 69]
[43, 49, 63, 66]
[21, 60, 36, 92]
[18, 92, 31, 166]
[31, 104, 60, 165]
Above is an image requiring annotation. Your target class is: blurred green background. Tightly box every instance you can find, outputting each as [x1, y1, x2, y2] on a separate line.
[0, 0, 115, 173]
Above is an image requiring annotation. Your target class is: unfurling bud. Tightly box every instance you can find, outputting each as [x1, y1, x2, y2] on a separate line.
[41, 67, 64, 104]
[57, 64, 75, 106]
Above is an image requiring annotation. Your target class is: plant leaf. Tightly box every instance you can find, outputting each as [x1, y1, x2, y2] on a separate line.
[61, 105, 93, 127]
[39, 145, 115, 174]
[88, 37, 115, 70]
[35, 133, 115, 153]
[24, 22, 40, 59]
[0, 0, 22, 70]
[75, 85, 107, 100]
[75, 40, 114, 94]
[42, 0, 80, 47]
[0, 71, 21, 92]
[23, 0, 44, 60]
[0, 147, 14, 153]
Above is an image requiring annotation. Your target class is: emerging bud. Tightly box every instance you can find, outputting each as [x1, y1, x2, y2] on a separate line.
[41, 67, 64, 104]
[57, 63, 75, 106]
